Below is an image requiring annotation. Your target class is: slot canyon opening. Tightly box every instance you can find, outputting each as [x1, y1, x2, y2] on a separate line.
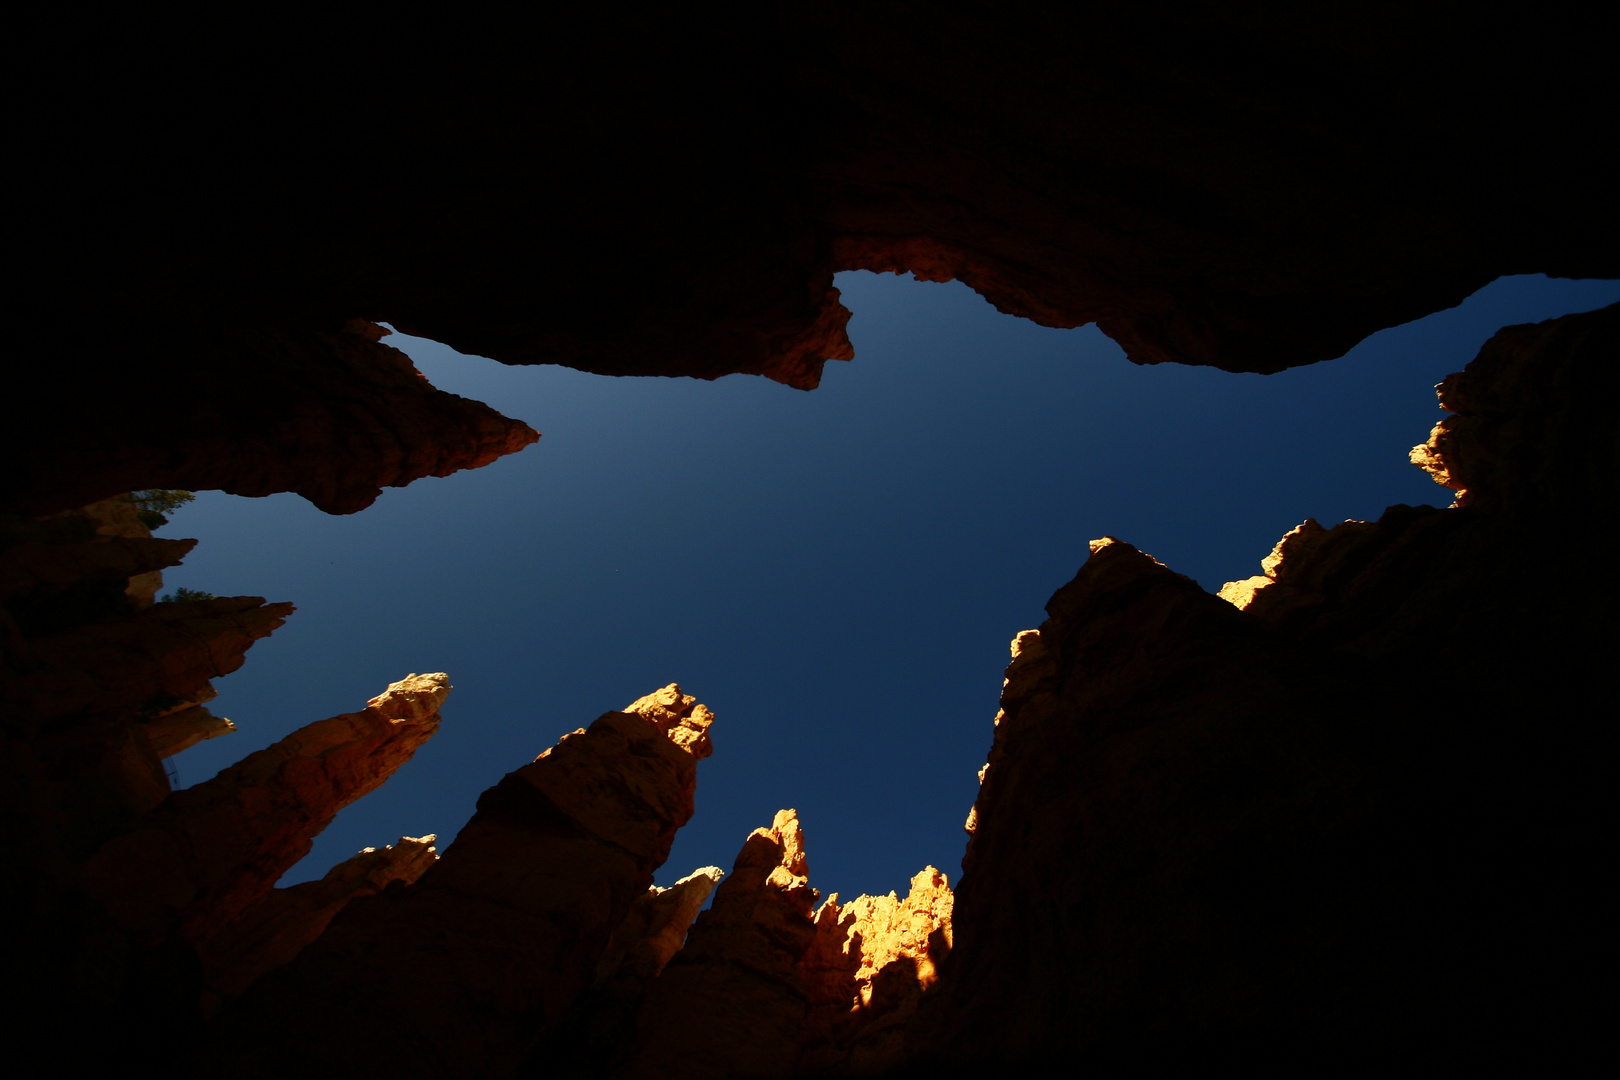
[13, 8, 1617, 1069]
[150, 269, 1619, 902]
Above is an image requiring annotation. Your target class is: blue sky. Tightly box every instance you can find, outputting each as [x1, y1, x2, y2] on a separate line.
[157, 271, 1617, 901]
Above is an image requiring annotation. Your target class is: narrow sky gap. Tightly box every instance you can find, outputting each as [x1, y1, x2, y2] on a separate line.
[155, 272, 1617, 899]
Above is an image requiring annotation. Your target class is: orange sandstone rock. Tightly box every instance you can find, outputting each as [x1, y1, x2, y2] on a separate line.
[613, 810, 953, 1079]
[912, 540, 1381, 1062]
[593, 865, 726, 989]
[78, 672, 449, 945]
[613, 809, 821, 1079]
[197, 685, 716, 1080]
[2, 529, 291, 858]
[141, 702, 236, 759]
[800, 866, 955, 1073]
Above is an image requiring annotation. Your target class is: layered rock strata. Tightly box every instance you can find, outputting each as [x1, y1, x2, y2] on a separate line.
[909, 304, 1617, 1063]
[196, 685, 716, 1080]
[611, 809, 954, 1079]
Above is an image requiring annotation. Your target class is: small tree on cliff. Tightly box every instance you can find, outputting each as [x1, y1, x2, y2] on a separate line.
[158, 587, 218, 603]
[131, 489, 194, 530]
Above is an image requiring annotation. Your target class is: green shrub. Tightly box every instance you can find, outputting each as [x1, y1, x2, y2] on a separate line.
[158, 587, 218, 603]
[132, 489, 194, 530]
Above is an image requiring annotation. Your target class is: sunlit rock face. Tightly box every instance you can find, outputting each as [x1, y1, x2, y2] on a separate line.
[911, 304, 1617, 1064]
[610, 809, 822, 1079]
[194, 686, 717, 1080]
[604, 809, 954, 1080]
[798, 866, 955, 1073]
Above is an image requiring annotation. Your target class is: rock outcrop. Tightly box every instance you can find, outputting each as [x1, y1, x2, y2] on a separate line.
[12, 11, 1616, 515]
[0, 499, 290, 853]
[910, 304, 1618, 1063]
[1406, 304, 1614, 515]
[917, 543, 1377, 1060]
[1, 499, 298, 1050]
[593, 866, 727, 990]
[7, 320, 539, 517]
[535, 865, 726, 1078]
[197, 834, 440, 1015]
[195, 685, 716, 1080]
[612, 809, 954, 1079]
[78, 672, 451, 946]
[614, 809, 823, 1079]
[141, 695, 236, 759]
[799, 866, 955, 1073]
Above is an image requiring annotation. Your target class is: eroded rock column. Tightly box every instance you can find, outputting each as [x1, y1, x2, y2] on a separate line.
[197, 685, 716, 1080]
[612, 810, 953, 1079]
[78, 672, 451, 946]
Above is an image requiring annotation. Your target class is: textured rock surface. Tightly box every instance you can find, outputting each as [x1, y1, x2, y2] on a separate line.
[7, 321, 539, 516]
[141, 701, 236, 759]
[12, 10, 1616, 515]
[611, 811, 954, 1079]
[799, 867, 954, 1073]
[72, 495, 169, 604]
[78, 672, 450, 946]
[1406, 302, 1614, 515]
[196, 685, 715, 1080]
[197, 835, 439, 1014]
[912, 306, 1618, 1063]
[614, 809, 822, 1079]
[1217, 306, 1618, 666]
[535, 866, 726, 1079]
[593, 866, 726, 989]
[915, 543, 1377, 1060]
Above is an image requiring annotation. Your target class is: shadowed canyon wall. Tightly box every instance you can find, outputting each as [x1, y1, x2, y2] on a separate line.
[908, 303, 1617, 1064]
[6, 5, 1615, 1074]
[13, 8, 1614, 514]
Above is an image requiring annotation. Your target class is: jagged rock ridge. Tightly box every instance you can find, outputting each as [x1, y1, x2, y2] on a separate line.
[12, 11, 1615, 516]
[197, 834, 440, 1015]
[195, 685, 718, 1079]
[908, 304, 1617, 1064]
[608, 809, 954, 1079]
[79, 671, 452, 947]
